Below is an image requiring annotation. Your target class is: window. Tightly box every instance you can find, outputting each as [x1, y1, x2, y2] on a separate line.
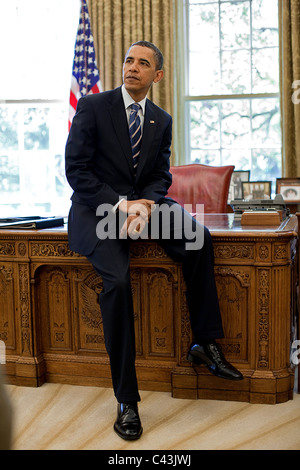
[183, 0, 281, 193]
[0, 0, 79, 217]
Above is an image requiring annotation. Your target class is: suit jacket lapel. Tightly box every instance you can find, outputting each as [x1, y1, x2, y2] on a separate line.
[109, 88, 134, 173]
[135, 101, 158, 179]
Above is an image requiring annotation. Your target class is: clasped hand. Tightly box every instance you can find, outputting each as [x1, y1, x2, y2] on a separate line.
[118, 199, 155, 238]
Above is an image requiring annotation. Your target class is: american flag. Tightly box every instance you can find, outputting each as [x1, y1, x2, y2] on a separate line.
[68, 0, 102, 131]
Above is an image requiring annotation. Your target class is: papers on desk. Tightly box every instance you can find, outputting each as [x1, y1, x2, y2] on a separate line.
[0, 216, 65, 229]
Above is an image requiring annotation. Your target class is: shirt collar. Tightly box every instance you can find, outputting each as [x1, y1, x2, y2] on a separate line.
[121, 84, 146, 115]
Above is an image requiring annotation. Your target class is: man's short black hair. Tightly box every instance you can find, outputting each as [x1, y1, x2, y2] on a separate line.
[127, 41, 164, 70]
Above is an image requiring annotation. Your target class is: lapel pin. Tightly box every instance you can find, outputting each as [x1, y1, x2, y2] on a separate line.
[150, 120, 155, 124]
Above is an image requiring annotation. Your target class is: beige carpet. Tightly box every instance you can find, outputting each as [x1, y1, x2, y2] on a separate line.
[5, 380, 300, 450]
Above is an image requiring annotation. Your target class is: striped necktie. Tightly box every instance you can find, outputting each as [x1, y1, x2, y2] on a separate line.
[129, 103, 142, 171]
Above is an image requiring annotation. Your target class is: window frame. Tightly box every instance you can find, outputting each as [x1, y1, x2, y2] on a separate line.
[0, 0, 79, 216]
[0, 99, 71, 216]
[177, 0, 281, 174]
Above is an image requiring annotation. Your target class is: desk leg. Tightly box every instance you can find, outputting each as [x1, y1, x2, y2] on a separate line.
[15, 263, 45, 386]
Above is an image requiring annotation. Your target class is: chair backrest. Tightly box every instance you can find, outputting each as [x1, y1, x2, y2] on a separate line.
[167, 164, 235, 213]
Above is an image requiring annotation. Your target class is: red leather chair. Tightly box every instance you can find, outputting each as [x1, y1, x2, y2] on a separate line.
[167, 164, 235, 213]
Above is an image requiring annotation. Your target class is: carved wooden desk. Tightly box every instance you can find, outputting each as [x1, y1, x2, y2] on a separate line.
[0, 214, 297, 404]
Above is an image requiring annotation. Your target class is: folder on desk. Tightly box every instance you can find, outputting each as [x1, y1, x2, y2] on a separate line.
[0, 216, 65, 229]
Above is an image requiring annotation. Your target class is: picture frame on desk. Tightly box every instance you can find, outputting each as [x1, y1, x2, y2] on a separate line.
[276, 177, 300, 203]
[227, 170, 250, 202]
[242, 181, 272, 200]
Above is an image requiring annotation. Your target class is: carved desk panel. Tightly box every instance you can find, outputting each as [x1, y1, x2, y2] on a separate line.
[0, 214, 297, 404]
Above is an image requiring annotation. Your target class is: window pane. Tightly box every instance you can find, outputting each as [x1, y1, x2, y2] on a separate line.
[252, 149, 281, 183]
[190, 101, 220, 149]
[24, 108, 50, 151]
[220, 1, 250, 50]
[221, 50, 251, 94]
[0, 108, 18, 150]
[191, 150, 221, 166]
[252, 98, 281, 147]
[22, 152, 52, 200]
[221, 100, 250, 148]
[188, 98, 281, 188]
[252, 48, 279, 93]
[252, 0, 279, 48]
[189, 4, 220, 52]
[189, 51, 220, 95]
[0, 155, 20, 197]
[189, 3, 220, 95]
[222, 149, 251, 170]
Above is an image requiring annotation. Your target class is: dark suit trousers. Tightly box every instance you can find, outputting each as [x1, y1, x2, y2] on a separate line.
[86, 202, 224, 403]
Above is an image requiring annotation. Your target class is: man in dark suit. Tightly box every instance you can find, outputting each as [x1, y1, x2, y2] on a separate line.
[65, 40, 242, 441]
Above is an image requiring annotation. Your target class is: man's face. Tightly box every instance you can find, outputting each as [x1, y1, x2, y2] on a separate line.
[122, 45, 163, 100]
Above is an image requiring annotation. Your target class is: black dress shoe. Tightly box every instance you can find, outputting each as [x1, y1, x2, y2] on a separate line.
[114, 403, 143, 440]
[188, 341, 243, 381]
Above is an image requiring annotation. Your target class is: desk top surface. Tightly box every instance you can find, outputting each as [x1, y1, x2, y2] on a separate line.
[203, 213, 298, 235]
[0, 213, 298, 239]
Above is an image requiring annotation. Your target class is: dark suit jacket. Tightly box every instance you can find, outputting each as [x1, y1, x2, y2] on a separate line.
[65, 86, 173, 255]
